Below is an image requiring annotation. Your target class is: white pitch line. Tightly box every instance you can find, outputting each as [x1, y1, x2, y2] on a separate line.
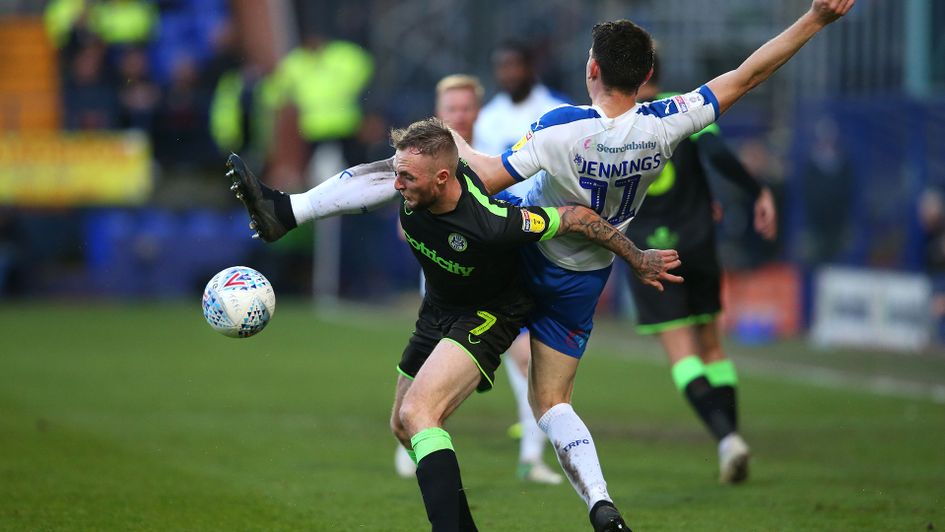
[589, 333, 945, 405]
[317, 304, 945, 404]
[726, 356, 945, 404]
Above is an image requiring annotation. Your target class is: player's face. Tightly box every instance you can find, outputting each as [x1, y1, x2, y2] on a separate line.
[493, 49, 531, 99]
[436, 88, 479, 143]
[394, 149, 441, 210]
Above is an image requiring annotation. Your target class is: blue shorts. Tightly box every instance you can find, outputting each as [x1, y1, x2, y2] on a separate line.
[493, 188, 611, 358]
[519, 245, 611, 358]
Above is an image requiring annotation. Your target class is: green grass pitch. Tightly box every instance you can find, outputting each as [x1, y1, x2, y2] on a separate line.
[1, 301, 943, 531]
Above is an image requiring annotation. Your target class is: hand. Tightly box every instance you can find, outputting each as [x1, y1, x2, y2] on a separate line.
[753, 187, 778, 241]
[809, 0, 856, 26]
[635, 249, 684, 292]
[712, 200, 724, 223]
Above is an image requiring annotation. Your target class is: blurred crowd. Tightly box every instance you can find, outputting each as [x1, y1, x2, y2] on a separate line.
[0, 1, 941, 345]
[48, 0, 231, 171]
[45, 0, 377, 185]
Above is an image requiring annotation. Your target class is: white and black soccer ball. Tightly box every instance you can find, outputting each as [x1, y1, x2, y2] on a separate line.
[201, 266, 276, 338]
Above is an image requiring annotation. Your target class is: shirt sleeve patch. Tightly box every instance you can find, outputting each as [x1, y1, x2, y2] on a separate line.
[510, 131, 532, 152]
[637, 97, 683, 118]
[521, 209, 546, 234]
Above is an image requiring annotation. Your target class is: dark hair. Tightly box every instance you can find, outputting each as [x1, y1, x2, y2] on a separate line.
[591, 20, 654, 94]
[390, 117, 458, 164]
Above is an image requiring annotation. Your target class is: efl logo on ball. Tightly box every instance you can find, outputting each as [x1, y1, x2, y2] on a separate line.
[201, 266, 276, 338]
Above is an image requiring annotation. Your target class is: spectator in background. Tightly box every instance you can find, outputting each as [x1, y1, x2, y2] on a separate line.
[269, 32, 374, 174]
[202, 19, 241, 87]
[45, 0, 88, 49]
[918, 187, 945, 342]
[48, 0, 162, 132]
[152, 56, 215, 170]
[62, 38, 117, 130]
[0, 209, 24, 297]
[85, 0, 158, 47]
[116, 46, 161, 131]
[473, 40, 569, 155]
[208, 21, 276, 168]
[919, 188, 945, 272]
[799, 118, 855, 265]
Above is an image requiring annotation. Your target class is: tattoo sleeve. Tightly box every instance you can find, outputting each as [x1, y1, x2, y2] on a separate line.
[556, 205, 645, 270]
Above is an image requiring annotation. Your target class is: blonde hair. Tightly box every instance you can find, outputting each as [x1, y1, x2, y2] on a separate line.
[390, 117, 458, 166]
[435, 74, 484, 103]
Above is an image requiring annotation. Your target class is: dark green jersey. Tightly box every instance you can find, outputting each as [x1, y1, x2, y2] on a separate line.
[627, 133, 716, 254]
[399, 161, 561, 310]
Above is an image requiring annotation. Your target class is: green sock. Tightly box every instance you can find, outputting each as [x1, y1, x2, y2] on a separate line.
[671, 355, 706, 391]
[705, 359, 738, 387]
[411, 428, 477, 531]
[411, 427, 454, 463]
[672, 356, 734, 440]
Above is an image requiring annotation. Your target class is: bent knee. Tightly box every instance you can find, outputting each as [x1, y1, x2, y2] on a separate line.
[397, 398, 435, 435]
[390, 410, 410, 441]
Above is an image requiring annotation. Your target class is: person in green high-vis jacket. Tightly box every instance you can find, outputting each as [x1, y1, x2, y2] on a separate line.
[269, 33, 373, 168]
[210, 66, 278, 163]
[45, 0, 158, 48]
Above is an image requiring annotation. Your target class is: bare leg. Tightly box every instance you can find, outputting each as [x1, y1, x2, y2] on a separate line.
[528, 338, 611, 509]
[656, 325, 700, 365]
[391, 376, 418, 478]
[398, 340, 483, 532]
[390, 375, 414, 449]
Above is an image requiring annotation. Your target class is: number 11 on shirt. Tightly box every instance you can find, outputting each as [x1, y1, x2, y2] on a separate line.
[579, 174, 642, 225]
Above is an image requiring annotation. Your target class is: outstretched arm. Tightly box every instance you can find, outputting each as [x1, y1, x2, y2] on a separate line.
[556, 205, 683, 291]
[706, 0, 854, 115]
[290, 156, 400, 225]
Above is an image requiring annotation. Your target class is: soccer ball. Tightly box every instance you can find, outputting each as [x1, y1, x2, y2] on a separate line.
[201, 266, 276, 338]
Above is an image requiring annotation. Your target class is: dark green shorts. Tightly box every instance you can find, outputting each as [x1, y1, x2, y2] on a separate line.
[629, 246, 721, 334]
[398, 298, 530, 392]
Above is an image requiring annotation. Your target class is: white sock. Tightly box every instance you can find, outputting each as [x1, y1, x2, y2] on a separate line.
[538, 403, 611, 510]
[290, 156, 399, 224]
[504, 362, 545, 463]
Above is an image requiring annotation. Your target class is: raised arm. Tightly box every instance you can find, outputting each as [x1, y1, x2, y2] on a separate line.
[706, 0, 854, 115]
[451, 130, 518, 195]
[556, 205, 683, 291]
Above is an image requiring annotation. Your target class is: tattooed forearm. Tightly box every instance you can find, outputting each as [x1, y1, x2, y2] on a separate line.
[557, 205, 644, 268]
[552, 205, 682, 290]
[554, 205, 679, 287]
